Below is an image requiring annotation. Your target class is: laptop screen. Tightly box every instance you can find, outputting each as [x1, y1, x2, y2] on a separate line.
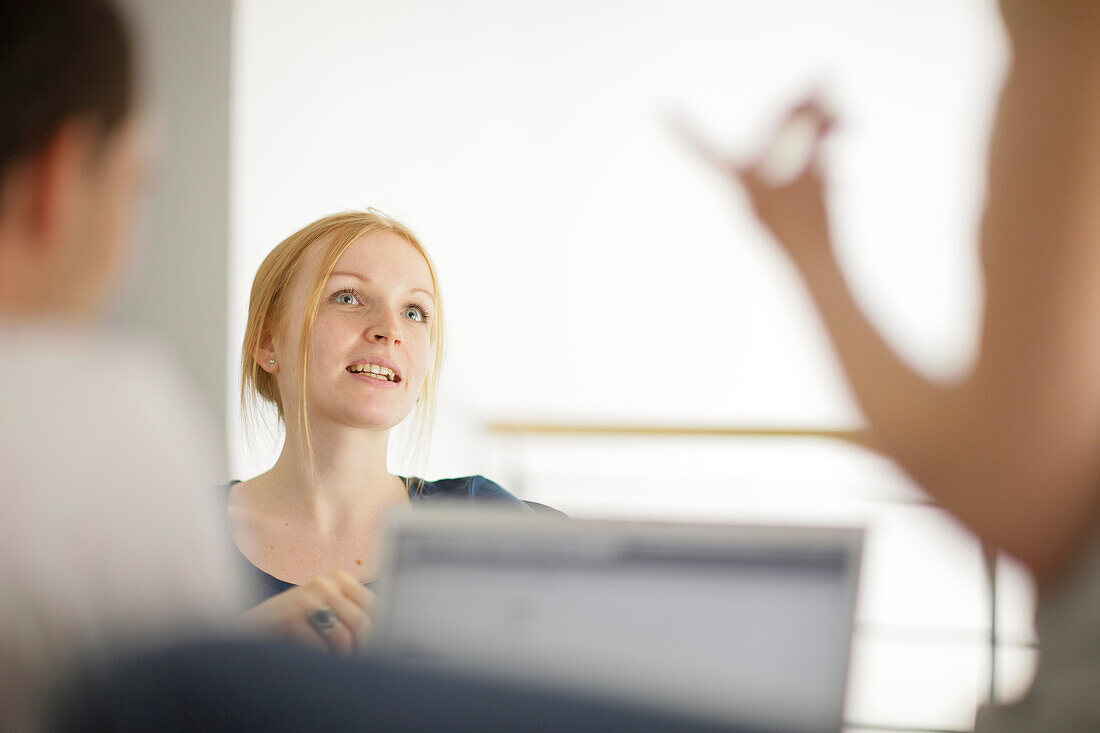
[374, 513, 862, 733]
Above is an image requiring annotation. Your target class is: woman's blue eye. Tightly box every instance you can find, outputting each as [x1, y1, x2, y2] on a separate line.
[403, 307, 424, 323]
[332, 290, 360, 306]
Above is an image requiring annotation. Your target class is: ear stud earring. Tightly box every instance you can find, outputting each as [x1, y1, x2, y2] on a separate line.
[268, 359, 277, 368]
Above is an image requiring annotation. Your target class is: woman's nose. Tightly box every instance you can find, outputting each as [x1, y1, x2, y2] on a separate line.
[367, 311, 402, 345]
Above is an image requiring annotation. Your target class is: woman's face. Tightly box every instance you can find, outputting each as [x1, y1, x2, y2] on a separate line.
[276, 230, 436, 433]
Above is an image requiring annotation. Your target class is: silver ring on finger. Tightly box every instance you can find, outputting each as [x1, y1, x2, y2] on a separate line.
[308, 606, 339, 638]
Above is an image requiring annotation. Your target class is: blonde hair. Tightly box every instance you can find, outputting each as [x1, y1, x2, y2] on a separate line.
[240, 210, 444, 475]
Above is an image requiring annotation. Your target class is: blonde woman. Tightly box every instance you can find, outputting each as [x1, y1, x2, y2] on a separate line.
[229, 211, 537, 654]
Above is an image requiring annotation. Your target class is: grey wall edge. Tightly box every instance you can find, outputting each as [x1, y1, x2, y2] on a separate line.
[112, 0, 233, 457]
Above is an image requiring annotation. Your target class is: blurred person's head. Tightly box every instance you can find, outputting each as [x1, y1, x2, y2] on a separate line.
[0, 0, 148, 320]
[241, 210, 445, 468]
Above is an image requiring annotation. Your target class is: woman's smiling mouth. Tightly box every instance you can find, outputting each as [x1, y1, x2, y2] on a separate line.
[346, 362, 401, 383]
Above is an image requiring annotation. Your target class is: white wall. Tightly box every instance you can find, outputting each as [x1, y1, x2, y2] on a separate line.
[230, 0, 1004, 481]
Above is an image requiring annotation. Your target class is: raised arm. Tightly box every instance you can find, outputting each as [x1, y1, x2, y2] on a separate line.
[683, 1, 1100, 585]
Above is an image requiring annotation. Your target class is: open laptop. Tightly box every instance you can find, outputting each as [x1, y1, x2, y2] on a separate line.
[371, 509, 863, 733]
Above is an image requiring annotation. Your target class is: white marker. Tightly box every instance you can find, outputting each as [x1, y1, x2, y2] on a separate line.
[756, 111, 822, 186]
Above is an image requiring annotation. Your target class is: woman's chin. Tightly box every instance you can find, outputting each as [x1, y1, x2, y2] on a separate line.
[333, 408, 411, 433]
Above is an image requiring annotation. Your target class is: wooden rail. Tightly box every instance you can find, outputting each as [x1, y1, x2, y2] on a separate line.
[486, 422, 876, 450]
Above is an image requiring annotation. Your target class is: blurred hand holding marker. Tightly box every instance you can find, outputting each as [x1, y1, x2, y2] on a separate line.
[671, 95, 839, 268]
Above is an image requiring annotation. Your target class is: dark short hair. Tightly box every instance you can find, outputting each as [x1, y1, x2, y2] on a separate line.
[0, 0, 133, 177]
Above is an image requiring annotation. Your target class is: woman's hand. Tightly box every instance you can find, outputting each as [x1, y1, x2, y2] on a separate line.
[676, 81, 1100, 582]
[674, 97, 837, 270]
[241, 569, 376, 655]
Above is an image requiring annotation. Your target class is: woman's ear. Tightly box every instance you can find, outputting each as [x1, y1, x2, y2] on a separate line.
[255, 330, 279, 373]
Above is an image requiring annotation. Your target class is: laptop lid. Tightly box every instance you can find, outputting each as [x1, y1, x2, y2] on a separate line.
[372, 509, 863, 733]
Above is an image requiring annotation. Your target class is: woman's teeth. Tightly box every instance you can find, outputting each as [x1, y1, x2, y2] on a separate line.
[347, 363, 397, 382]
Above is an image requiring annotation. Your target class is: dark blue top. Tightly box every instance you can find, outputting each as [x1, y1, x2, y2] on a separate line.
[225, 475, 542, 604]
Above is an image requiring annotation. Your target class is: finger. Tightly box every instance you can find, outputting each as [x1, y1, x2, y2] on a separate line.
[329, 572, 377, 649]
[314, 614, 356, 655]
[667, 112, 735, 176]
[360, 586, 378, 615]
[356, 587, 377, 643]
[305, 577, 360, 622]
[791, 97, 832, 126]
[310, 572, 371, 644]
[329, 569, 373, 612]
[322, 591, 370, 644]
[754, 107, 833, 187]
[305, 573, 345, 602]
[242, 591, 330, 652]
[801, 104, 835, 171]
[762, 95, 833, 150]
[280, 615, 331, 653]
[357, 607, 375, 647]
[297, 594, 357, 655]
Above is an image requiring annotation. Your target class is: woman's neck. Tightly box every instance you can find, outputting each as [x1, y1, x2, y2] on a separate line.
[259, 420, 409, 528]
